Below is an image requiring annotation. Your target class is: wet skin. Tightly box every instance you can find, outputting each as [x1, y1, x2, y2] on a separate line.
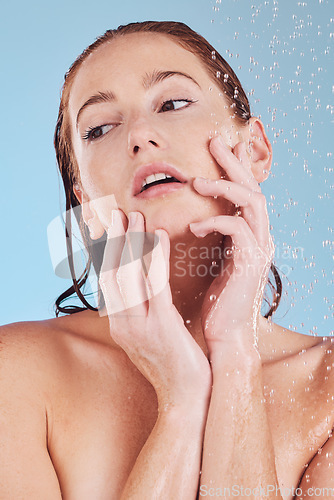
[1, 32, 334, 499]
[1, 310, 333, 498]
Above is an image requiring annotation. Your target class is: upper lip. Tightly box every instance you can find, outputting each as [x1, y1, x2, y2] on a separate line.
[132, 162, 188, 196]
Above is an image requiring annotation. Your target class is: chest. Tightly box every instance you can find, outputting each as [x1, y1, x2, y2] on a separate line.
[47, 358, 333, 499]
[263, 360, 334, 492]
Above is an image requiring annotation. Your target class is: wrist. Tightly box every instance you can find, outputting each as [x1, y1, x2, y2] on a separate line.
[157, 391, 211, 418]
[209, 340, 261, 375]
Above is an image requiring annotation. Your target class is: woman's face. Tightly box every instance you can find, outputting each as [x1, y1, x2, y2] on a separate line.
[69, 33, 247, 236]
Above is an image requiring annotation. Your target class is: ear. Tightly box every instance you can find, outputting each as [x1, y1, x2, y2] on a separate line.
[244, 117, 272, 183]
[73, 183, 105, 240]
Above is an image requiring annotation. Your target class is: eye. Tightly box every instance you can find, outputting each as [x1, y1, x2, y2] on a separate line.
[159, 99, 195, 113]
[82, 123, 115, 141]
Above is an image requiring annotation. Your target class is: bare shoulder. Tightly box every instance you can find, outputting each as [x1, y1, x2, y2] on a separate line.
[259, 315, 334, 367]
[0, 312, 103, 424]
[0, 310, 129, 408]
[261, 317, 334, 431]
[0, 318, 69, 498]
[0, 314, 83, 384]
[0, 317, 67, 388]
[0, 312, 137, 498]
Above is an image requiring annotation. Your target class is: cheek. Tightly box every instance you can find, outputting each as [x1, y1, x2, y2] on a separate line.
[77, 150, 126, 199]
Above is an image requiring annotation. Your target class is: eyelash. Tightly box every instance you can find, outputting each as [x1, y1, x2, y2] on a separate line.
[81, 124, 115, 141]
[81, 98, 196, 141]
[158, 98, 196, 113]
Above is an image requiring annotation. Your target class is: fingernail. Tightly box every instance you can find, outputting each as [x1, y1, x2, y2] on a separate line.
[128, 211, 137, 228]
[189, 222, 205, 237]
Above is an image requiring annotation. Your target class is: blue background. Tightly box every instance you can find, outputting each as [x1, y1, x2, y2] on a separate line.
[1, 0, 333, 335]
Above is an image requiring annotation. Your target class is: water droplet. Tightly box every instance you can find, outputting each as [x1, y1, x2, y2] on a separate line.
[210, 294, 217, 301]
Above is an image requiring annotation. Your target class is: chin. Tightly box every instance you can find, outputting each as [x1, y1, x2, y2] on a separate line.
[144, 214, 189, 239]
[142, 196, 228, 239]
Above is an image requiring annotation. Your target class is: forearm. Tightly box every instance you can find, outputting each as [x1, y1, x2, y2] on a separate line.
[199, 345, 282, 500]
[121, 402, 209, 500]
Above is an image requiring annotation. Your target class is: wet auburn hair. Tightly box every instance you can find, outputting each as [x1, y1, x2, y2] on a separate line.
[54, 20, 282, 317]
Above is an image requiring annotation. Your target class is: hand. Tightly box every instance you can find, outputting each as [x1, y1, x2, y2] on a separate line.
[189, 137, 275, 359]
[99, 210, 212, 409]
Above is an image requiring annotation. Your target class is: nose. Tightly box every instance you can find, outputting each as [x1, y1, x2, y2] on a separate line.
[127, 118, 166, 157]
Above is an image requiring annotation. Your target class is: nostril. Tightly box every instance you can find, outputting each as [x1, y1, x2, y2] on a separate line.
[133, 140, 158, 153]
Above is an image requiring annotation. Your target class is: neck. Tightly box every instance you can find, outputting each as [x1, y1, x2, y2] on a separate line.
[167, 230, 226, 356]
[96, 229, 244, 357]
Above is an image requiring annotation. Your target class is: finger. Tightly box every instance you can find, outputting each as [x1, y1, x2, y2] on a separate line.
[146, 228, 172, 313]
[193, 176, 258, 206]
[117, 212, 149, 315]
[232, 141, 252, 169]
[89, 193, 120, 231]
[210, 136, 261, 192]
[189, 215, 269, 270]
[99, 209, 127, 317]
[190, 215, 256, 247]
[192, 177, 271, 248]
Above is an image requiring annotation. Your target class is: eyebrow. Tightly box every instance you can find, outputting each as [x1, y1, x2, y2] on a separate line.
[142, 69, 200, 89]
[76, 70, 200, 127]
[76, 90, 115, 127]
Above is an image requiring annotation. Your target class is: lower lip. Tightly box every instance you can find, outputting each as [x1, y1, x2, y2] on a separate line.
[135, 182, 186, 200]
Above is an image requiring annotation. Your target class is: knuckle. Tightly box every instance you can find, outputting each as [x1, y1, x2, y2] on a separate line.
[235, 217, 246, 230]
[254, 192, 266, 207]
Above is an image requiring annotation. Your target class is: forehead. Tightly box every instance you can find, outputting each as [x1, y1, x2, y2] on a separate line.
[69, 33, 213, 108]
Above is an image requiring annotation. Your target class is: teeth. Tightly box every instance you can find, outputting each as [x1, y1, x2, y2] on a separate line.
[154, 173, 167, 181]
[141, 172, 173, 188]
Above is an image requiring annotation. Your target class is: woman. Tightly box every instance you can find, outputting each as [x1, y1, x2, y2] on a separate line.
[1, 21, 333, 499]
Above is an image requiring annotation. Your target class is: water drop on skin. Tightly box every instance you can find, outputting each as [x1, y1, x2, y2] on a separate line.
[210, 294, 217, 301]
